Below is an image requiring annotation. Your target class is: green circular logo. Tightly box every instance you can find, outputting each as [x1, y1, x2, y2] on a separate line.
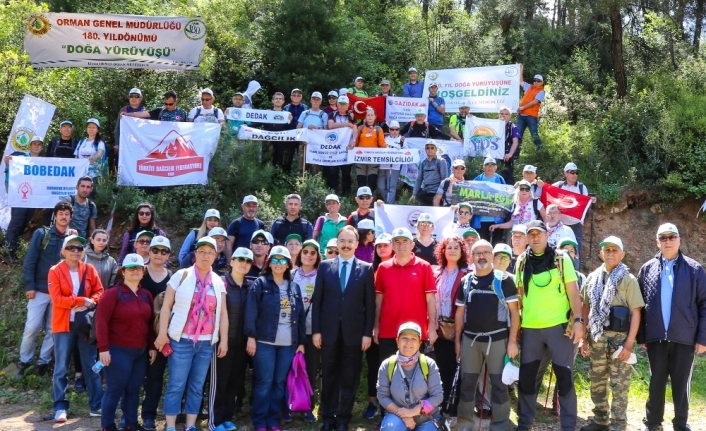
[184, 19, 206, 41]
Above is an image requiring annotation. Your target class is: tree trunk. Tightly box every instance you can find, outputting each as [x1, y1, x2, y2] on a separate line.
[695, 0, 704, 52]
[423, 0, 430, 17]
[609, 2, 627, 98]
[465, 0, 473, 13]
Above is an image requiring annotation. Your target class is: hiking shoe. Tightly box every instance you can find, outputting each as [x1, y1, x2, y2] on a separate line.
[282, 411, 292, 423]
[14, 362, 30, 380]
[214, 426, 228, 431]
[185, 426, 198, 431]
[125, 424, 144, 431]
[303, 411, 316, 422]
[362, 402, 378, 419]
[89, 409, 102, 417]
[223, 421, 237, 431]
[55, 410, 68, 423]
[36, 363, 50, 377]
[142, 419, 156, 431]
[103, 425, 118, 431]
[74, 375, 86, 393]
[580, 422, 609, 431]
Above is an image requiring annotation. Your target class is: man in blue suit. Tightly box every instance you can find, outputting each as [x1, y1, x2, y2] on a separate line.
[312, 225, 375, 431]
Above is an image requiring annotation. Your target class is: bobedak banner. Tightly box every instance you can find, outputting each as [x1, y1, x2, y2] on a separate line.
[385, 97, 428, 123]
[421, 64, 521, 113]
[118, 117, 220, 186]
[8, 158, 89, 208]
[226, 108, 290, 124]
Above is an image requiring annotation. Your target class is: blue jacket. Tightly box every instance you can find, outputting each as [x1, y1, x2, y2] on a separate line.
[22, 226, 70, 293]
[470, 173, 507, 229]
[244, 274, 306, 346]
[284, 103, 308, 129]
[403, 81, 424, 98]
[637, 252, 706, 346]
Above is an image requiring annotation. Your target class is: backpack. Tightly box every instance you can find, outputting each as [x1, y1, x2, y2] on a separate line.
[193, 107, 220, 121]
[559, 181, 585, 195]
[70, 195, 95, 235]
[187, 228, 200, 252]
[349, 210, 375, 228]
[408, 121, 430, 138]
[230, 217, 265, 244]
[302, 110, 325, 128]
[358, 124, 382, 136]
[451, 115, 466, 138]
[462, 270, 510, 325]
[39, 226, 52, 251]
[387, 353, 431, 382]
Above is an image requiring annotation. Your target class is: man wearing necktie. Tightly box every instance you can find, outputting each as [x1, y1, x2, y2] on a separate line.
[312, 225, 375, 431]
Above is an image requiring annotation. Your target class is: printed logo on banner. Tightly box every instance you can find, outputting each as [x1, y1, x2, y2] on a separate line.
[274, 114, 285, 121]
[325, 133, 338, 144]
[184, 18, 206, 41]
[136, 130, 203, 177]
[468, 125, 501, 156]
[406, 209, 422, 229]
[504, 66, 519, 77]
[427, 72, 439, 81]
[12, 127, 34, 152]
[27, 15, 51, 36]
[232, 110, 242, 119]
[18, 182, 33, 202]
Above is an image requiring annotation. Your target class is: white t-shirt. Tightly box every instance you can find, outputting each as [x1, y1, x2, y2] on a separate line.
[69, 270, 80, 322]
[188, 106, 225, 123]
[511, 199, 544, 225]
[380, 136, 403, 170]
[74, 139, 106, 178]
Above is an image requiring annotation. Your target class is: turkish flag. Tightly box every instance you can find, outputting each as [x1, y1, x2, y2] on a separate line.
[540, 184, 592, 224]
[346, 94, 386, 122]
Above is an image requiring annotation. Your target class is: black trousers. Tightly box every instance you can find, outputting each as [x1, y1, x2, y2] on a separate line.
[210, 339, 248, 427]
[365, 341, 379, 398]
[645, 341, 695, 430]
[320, 330, 364, 425]
[141, 351, 168, 421]
[434, 338, 460, 415]
[272, 142, 297, 174]
[323, 165, 352, 197]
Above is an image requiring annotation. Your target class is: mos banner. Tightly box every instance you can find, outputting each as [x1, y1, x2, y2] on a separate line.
[24, 13, 206, 69]
[452, 181, 515, 218]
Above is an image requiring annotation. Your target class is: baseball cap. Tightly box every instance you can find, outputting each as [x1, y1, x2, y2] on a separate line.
[380, 79, 391, 85]
[375, 233, 392, 245]
[195, 236, 217, 250]
[268, 245, 292, 260]
[414, 107, 426, 116]
[428, 82, 438, 88]
[233, 92, 245, 98]
[358, 219, 375, 230]
[311, 91, 323, 99]
[201, 88, 214, 97]
[232, 247, 254, 260]
[534, 74, 544, 82]
[86, 118, 101, 128]
[408, 67, 418, 73]
[208, 227, 228, 239]
[204, 208, 221, 220]
[511, 224, 528, 235]
[558, 237, 579, 249]
[63, 235, 86, 248]
[493, 243, 513, 256]
[525, 220, 547, 233]
[483, 156, 497, 165]
[657, 223, 679, 237]
[459, 100, 470, 108]
[325, 194, 340, 203]
[128, 88, 142, 97]
[302, 239, 320, 253]
[354, 76, 364, 82]
[291, 88, 303, 95]
[452, 159, 466, 168]
[339, 88, 349, 95]
[242, 195, 258, 205]
[251, 229, 274, 244]
[337, 95, 350, 104]
[326, 238, 338, 248]
[122, 253, 145, 268]
[523, 165, 537, 173]
[357, 186, 372, 197]
[30, 136, 44, 143]
[564, 162, 579, 172]
[285, 233, 303, 244]
[397, 322, 422, 337]
[462, 229, 479, 238]
[425, 139, 437, 148]
[599, 235, 624, 251]
[59, 120, 73, 127]
[136, 230, 155, 240]
[416, 212, 434, 226]
[149, 235, 171, 250]
[327, 90, 339, 97]
[458, 202, 473, 211]
[517, 180, 532, 188]
[389, 120, 400, 128]
[391, 227, 414, 241]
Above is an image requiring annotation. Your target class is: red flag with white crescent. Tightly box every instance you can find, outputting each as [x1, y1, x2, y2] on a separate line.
[346, 94, 386, 122]
[540, 184, 592, 224]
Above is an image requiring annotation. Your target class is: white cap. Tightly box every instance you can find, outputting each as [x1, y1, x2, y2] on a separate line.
[483, 156, 497, 165]
[523, 165, 537, 173]
[63, 235, 86, 249]
[452, 159, 466, 168]
[195, 236, 217, 250]
[511, 224, 528, 235]
[149, 235, 171, 250]
[425, 139, 437, 148]
[232, 247, 254, 260]
[493, 243, 513, 256]
[136, 230, 155, 240]
[564, 162, 578, 172]
[311, 91, 323, 99]
[327, 90, 338, 97]
[389, 120, 400, 128]
[123, 253, 145, 268]
[325, 194, 340, 203]
[534, 74, 544, 82]
[201, 88, 214, 97]
[86, 118, 101, 128]
[657, 223, 679, 237]
[391, 227, 414, 241]
[251, 229, 274, 244]
[428, 82, 438, 89]
[375, 233, 392, 245]
[204, 208, 221, 220]
[502, 361, 519, 385]
[30, 136, 44, 143]
[337, 95, 350, 104]
[358, 219, 375, 230]
[268, 245, 292, 260]
[326, 238, 338, 248]
[128, 88, 142, 97]
[397, 321, 422, 337]
[339, 88, 349, 95]
[517, 179, 532, 188]
[357, 186, 372, 197]
[242, 195, 258, 205]
[599, 235, 624, 251]
[408, 67, 418, 73]
[459, 100, 470, 108]
[354, 76, 364, 82]
[414, 107, 426, 116]
[291, 88, 303, 95]
[59, 120, 73, 127]
[416, 212, 434, 225]
[208, 227, 228, 239]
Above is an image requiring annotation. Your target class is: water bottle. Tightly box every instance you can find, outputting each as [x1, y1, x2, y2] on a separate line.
[91, 360, 105, 373]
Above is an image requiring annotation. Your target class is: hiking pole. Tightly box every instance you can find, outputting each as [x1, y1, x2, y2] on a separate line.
[607, 338, 649, 386]
[543, 369, 554, 413]
[445, 358, 461, 412]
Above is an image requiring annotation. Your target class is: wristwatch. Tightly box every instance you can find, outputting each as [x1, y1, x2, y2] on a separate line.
[574, 317, 585, 324]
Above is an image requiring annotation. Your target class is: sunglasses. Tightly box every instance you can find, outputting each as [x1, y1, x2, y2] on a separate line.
[328, 96, 338, 99]
[164, 102, 175, 107]
[389, 128, 400, 131]
[567, 170, 578, 175]
[65, 245, 84, 252]
[136, 239, 151, 245]
[358, 195, 372, 200]
[418, 222, 433, 227]
[138, 211, 152, 216]
[270, 257, 288, 265]
[326, 248, 339, 255]
[301, 249, 318, 256]
[251, 239, 268, 245]
[125, 266, 144, 272]
[130, 95, 141, 99]
[658, 235, 678, 242]
[458, 211, 471, 216]
[201, 98, 212, 102]
[233, 257, 253, 264]
[533, 79, 543, 82]
[453, 166, 466, 170]
[150, 247, 170, 255]
[519, 187, 531, 192]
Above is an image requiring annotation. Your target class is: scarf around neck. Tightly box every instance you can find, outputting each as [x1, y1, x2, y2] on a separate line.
[396, 350, 420, 367]
[586, 262, 628, 341]
[190, 268, 214, 344]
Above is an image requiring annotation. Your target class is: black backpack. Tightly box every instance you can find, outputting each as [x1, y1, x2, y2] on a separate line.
[193, 107, 220, 121]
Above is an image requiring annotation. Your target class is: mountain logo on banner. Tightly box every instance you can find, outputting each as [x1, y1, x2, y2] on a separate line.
[273, 114, 285, 121]
[468, 126, 501, 156]
[325, 133, 339, 144]
[137, 130, 204, 177]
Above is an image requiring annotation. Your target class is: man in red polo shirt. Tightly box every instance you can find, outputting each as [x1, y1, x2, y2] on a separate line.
[374, 227, 437, 362]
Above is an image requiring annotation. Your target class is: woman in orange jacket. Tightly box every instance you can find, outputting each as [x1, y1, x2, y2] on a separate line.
[48, 235, 104, 423]
[351, 107, 386, 192]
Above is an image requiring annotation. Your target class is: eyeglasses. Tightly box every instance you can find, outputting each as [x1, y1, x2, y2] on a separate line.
[658, 235, 679, 242]
[326, 248, 339, 255]
[196, 249, 217, 257]
[533, 79, 543, 82]
[138, 211, 152, 216]
[389, 128, 400, 131]
[495, 255, 511, 262]
[233, 257, 253, 264]
[519, 187, 531, 192]
[567, 170, 578, 175]
[201, 98, 212, 102]
[125, 266, 143, 272]
[65, 245, 84, 252]
[270, 257, 288, 265]
[453, 166, 466, 170]
[164, 102, 175, 107]
[251, 239, 268, 245]
[301, 249, 318, 256]
[136, 239, 151, 245]
[150, 247, 170, 255]
[130, 95, 141, 99]
[418, 222, 433, 227]
[458, 211, 471, 216]
[472, 251, 492, 257]
[358, 195, 372, 200]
